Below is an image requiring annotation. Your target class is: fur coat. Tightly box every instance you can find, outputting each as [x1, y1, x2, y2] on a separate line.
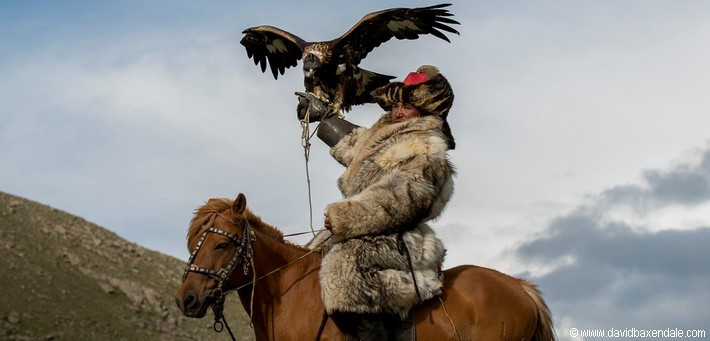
[315, 113, 454, 318]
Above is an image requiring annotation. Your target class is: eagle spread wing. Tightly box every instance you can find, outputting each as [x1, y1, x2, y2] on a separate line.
[240, 26, 307, 79]
[240, 4, 459, 113]
[334, 3, 460, 65]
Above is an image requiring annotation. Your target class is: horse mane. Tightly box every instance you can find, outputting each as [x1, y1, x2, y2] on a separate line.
[186, 198, 307, 251]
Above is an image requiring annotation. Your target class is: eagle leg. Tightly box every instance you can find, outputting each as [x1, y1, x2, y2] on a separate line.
[312, 86, 330, 103]
[329, 82, 346, 118]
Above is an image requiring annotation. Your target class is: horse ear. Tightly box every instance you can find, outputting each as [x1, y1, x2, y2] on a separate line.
[233, 193, 247, 214]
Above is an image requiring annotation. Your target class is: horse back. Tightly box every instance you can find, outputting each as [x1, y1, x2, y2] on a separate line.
[415, 265, 544, 340]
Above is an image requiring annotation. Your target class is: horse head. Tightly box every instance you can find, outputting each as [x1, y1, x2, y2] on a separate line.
[175, 193, 254, 318]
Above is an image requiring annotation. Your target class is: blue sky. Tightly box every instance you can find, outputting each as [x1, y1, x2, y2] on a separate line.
[2, 1, 710, 339]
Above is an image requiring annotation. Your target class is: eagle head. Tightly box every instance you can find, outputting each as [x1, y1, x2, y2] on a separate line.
[303, 53, 322, 78]
[302, 44, 330, 78]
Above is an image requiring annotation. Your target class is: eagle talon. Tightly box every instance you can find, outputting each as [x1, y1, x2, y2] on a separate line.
[296, 91, 332, 123]
[327, 103, 344, 119]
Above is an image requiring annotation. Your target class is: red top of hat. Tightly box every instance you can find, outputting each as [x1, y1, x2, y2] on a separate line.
[403, 72, 429, 85]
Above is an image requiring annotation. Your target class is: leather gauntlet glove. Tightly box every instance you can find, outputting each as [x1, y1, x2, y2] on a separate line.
[296, 91, 331, 123]
[317, 117, 359, 147]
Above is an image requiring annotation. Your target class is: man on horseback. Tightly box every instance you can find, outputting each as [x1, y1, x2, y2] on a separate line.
[298, 65, 456, 340]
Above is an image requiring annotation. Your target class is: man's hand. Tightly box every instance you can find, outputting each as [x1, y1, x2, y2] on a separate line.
[296, 91, 331, 123]
[324, 212, 332, 230]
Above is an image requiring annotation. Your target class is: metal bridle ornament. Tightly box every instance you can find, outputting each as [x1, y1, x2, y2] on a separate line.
[181, 216, 255, 341]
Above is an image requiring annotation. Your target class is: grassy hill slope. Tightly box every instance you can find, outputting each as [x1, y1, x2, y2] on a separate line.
[0, 191, 254, 340]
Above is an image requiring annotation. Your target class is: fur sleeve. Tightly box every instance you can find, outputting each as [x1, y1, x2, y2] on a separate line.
[329, 127, 367, 167]
[327, 133, 452, 241]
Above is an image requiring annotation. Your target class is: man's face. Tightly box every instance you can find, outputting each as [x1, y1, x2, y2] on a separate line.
[391, 102, 422, 123]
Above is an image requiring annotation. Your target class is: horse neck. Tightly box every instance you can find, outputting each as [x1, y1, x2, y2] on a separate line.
[251, 226, 307, 274]
[236, 215, 321, 336]
[243, 212, 307, 270]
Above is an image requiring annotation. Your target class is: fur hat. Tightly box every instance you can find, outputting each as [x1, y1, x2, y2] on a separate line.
[371, 65, 456, 149]
[370, 65, 454, 119]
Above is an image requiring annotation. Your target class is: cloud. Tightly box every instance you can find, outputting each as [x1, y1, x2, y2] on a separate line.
[644, 149, 710, 205]
[588, 147, 710, 224]
[0, 30, 336, 258]
[3, 2, 710, 309]
[516, 146, 710, 337]
[0, 1, 481, 259]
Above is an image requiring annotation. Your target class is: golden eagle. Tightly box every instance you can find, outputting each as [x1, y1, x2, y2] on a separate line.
[240, 3, 459, 114]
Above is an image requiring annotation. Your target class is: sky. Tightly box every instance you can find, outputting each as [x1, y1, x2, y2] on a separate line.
[2, 1, 709, 339]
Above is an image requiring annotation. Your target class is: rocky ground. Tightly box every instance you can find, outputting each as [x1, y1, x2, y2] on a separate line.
[0, 191, 253, 340]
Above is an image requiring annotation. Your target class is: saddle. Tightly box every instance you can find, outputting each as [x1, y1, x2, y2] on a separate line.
[342, 313, 415, 341]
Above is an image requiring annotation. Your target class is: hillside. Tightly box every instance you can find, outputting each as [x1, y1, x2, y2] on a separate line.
[0, 191, 254, 340]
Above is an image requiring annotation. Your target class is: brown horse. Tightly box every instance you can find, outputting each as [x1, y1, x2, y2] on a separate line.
[175, 194, 556, 340]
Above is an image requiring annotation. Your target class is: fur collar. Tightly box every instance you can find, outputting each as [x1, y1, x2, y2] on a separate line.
[339, 114, 446, 194]
[368, 113, 444, 140]
[355, 114, 445, 159]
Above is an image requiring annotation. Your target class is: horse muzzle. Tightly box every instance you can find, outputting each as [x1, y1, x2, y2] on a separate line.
[175, 287, 214, 318]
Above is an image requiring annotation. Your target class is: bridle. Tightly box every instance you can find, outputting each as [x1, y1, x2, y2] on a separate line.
[181, 214, 255, 341]
[181, 212, 329, 340]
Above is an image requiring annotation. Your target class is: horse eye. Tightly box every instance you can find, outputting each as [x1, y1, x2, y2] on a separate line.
[214, 242, 229, 250]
